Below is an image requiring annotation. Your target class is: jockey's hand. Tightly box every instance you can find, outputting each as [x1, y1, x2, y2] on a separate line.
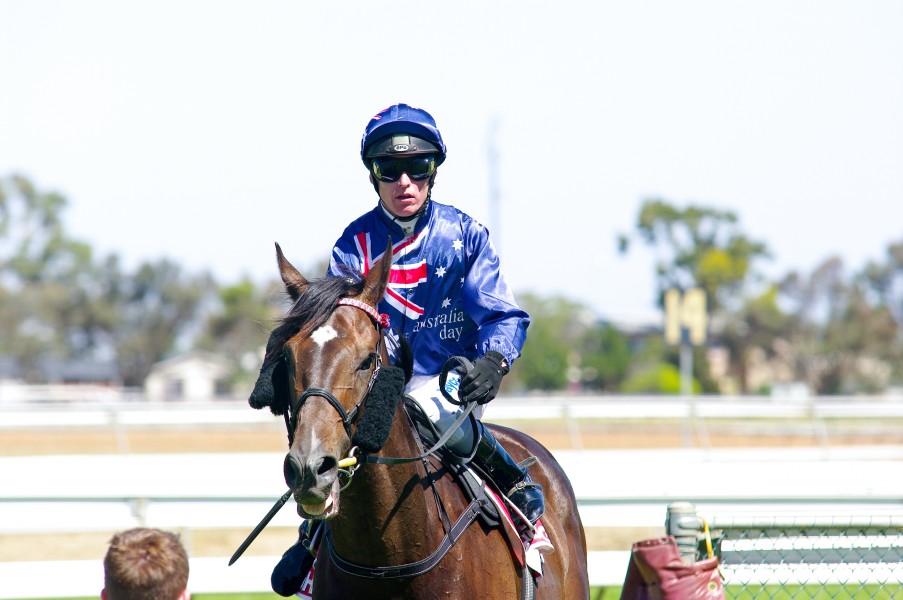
[460, 351, 509, 404]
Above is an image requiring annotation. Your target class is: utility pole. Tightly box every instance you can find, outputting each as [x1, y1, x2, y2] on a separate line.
[487, 115, 501, 254]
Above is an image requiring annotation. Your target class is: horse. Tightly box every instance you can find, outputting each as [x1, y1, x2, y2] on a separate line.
[250, 242, 589, 599]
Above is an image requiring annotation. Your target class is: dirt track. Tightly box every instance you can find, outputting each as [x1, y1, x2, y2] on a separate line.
[1, 418, 894, 457]
[2, 419, 898, 562]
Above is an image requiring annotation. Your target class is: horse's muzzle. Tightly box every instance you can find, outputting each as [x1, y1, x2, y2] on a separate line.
[283, 448, 339, 496]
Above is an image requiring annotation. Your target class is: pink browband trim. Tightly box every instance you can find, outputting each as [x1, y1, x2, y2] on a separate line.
[337, 298, 391, 328]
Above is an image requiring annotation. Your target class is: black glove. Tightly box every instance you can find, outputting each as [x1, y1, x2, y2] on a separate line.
[460, 351, 509, 404]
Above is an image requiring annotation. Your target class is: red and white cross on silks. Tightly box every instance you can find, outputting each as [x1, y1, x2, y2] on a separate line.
[353, 230, 429, 319]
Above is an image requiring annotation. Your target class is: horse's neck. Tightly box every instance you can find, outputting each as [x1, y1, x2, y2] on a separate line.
[330, 402, 441, 562]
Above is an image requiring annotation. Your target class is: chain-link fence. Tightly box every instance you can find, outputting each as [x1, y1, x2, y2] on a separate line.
[668, 504, 903, 599]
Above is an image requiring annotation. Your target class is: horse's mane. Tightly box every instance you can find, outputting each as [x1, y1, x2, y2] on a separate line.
[263, 273, 365, 370]
[249, 268, 412, 416]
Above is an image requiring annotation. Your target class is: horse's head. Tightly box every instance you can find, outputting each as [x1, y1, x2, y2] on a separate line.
[252, 242, 404, 520]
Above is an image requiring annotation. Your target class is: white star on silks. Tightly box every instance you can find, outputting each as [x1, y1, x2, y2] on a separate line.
[435, 265, 447, 277]
[452, 239, 463, 251]
[442, 298, 451, 308]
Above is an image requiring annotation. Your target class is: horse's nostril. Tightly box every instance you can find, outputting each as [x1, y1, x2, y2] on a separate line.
[283, 453, 302, 489]
[317, 455, 337, 476]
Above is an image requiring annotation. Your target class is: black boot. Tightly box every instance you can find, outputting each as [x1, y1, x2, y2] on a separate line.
[474, 424, 545, 528]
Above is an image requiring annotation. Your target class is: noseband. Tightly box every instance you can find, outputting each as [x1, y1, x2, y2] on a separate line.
[285, 298, 389, 446]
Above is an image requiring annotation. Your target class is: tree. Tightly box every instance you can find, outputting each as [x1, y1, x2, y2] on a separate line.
[577, 323, 631, 391]
[109, 259, 215, 386]
[508, 294, 576, 391]
[775, 252, 903, 394]
[619, 198, 771, 313]
[0, 174, 102, 378]
[506, 293, 633, 392]
[195, 278, 281, 388]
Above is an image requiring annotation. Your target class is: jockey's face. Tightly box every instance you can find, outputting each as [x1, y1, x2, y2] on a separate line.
[372, 160, 432, 219]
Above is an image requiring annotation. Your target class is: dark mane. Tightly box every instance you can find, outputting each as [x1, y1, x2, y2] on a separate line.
[263, 272, 365, 369]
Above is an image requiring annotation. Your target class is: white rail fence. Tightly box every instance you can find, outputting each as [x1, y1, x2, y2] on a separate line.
[1, 446, 901, 598]
[0, 396, 900, 597]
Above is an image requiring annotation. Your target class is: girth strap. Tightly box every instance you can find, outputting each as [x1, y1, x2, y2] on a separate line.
[324, 497, 485, 579]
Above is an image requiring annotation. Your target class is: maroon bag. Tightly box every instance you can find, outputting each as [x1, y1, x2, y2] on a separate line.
[620, 535, 724, 600]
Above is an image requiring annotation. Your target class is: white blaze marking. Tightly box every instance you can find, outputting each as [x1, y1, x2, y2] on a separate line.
[311, 325, 338, 347]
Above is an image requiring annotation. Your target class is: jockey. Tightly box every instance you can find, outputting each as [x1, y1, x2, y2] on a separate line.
[328, 103, 544, 525]
[270, 104, 544, 596]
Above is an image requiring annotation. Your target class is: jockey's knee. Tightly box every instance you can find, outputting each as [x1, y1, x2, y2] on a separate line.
[434, 413, 478, 455]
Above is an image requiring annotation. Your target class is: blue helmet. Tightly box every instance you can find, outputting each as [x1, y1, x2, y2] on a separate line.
[360, 104, 447, 167]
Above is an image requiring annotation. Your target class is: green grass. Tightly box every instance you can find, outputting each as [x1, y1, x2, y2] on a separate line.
[42, 596, 615, 600]
[25, 584, 902, 600]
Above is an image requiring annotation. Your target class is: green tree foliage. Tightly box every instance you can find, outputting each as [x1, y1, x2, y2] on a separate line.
[0, 175, 99, 379]
[196, 278, 281, 388]
[108, 259, 215, 386]
[776, 252, 903, 394]
[0, 174, 91, 283]
[509, 293, 574, 391]
[509, 293, 632, 392]
[620, 362, 691, 394]
[578, 323, 631, 391]
[717, 284, 796, 392]
[0, 174, 218, 386]
[620, 198, 771, 312]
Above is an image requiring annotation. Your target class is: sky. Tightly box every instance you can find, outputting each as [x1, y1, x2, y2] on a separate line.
[2, 1, 902, 324]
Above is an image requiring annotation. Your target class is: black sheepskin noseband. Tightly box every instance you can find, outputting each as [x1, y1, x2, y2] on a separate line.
[351, 366, 406, 454]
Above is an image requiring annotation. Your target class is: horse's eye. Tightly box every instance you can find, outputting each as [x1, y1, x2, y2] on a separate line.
[359, 354, 375, 371]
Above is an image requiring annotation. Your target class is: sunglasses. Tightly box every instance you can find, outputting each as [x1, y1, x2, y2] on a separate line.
[370, 156, 437, 183]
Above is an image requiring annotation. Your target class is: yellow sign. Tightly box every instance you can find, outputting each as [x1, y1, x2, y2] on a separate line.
[664, 288, 707, 345]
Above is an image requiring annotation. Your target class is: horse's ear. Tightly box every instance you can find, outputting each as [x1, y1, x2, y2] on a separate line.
[362, 238, 392, 305]
[276, 243, 308, 301]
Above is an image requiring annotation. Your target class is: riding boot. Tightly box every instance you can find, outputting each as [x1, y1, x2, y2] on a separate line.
[474, 423, 545, 527]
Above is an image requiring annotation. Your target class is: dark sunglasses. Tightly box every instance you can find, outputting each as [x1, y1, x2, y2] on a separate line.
[370, 156, 437, 183]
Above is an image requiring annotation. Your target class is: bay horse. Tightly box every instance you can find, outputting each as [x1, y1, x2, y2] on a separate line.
[251, 243, 589, 599]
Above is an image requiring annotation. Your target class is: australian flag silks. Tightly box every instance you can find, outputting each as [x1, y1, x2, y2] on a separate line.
[329, 200, 529, 377]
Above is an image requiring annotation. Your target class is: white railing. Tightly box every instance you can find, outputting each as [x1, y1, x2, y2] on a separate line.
[0, 395, 900, 597]
[1, 447, 901, 597]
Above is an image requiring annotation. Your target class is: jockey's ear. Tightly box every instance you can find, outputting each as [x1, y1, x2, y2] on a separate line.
[276, 243, 309, 301]
[362, 237, 392, 305]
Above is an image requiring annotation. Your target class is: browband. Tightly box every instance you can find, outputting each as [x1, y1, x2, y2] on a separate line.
[337, 297, 390, 328]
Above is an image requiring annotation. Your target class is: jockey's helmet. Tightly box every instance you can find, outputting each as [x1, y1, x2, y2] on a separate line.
[361, 104, 447, 167]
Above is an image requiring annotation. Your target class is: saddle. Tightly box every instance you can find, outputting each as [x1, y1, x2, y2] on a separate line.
[401, 395, 532, 565]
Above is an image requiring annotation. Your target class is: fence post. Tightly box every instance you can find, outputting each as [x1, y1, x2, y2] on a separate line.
[666, 501, 700, 563]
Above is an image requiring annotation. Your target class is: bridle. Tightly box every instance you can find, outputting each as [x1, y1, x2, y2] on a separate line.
[231, 296, 488, 575]
[283, 297, 477, 466]
[284, 297, 388, 447]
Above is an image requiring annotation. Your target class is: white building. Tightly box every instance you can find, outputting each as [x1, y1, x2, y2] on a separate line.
[144, 351, 234, 402]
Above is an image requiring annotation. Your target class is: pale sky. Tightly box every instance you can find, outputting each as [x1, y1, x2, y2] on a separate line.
[2, 1, 902, 322]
